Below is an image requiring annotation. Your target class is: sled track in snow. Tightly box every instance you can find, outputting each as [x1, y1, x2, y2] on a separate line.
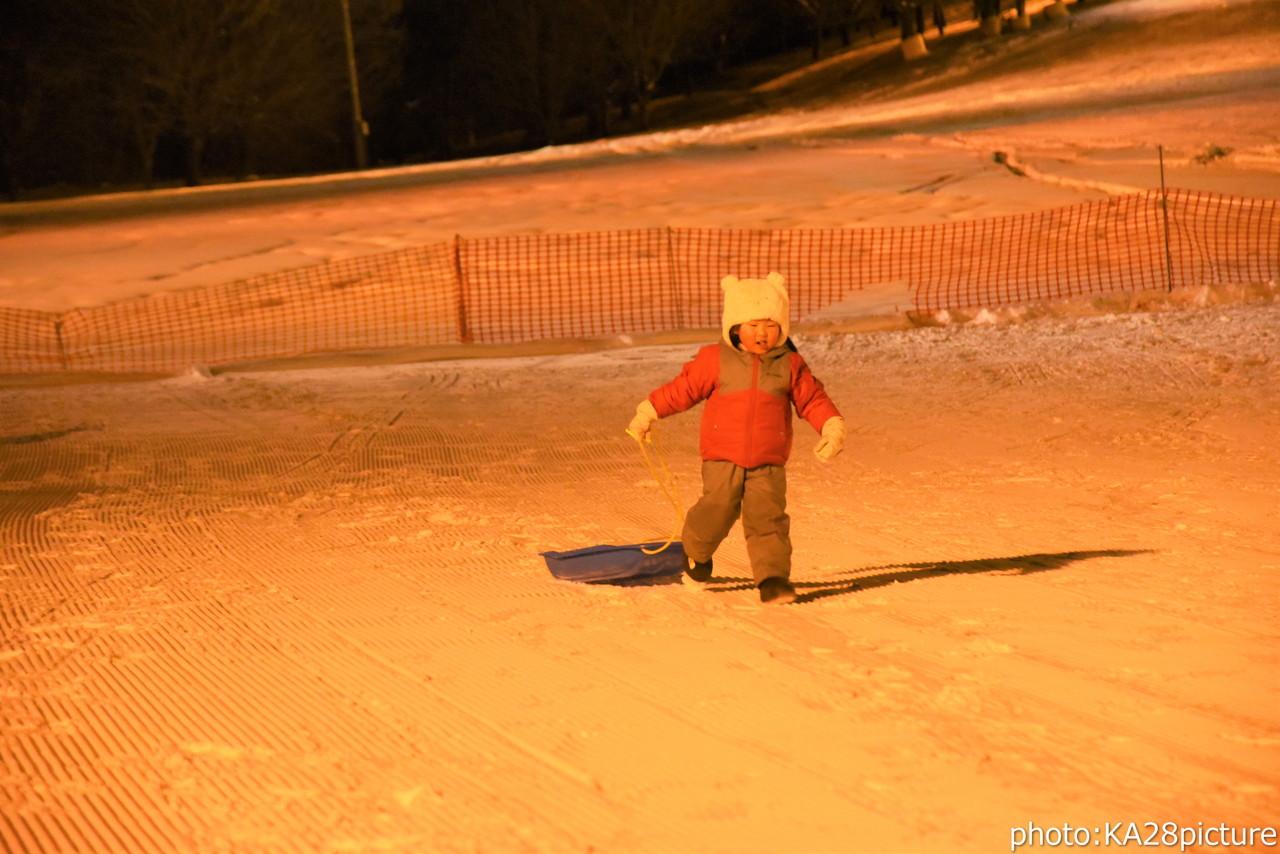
[2, 305, 1278, 852]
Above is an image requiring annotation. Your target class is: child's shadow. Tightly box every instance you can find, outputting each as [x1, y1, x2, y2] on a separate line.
[713, 549, 1154, 604]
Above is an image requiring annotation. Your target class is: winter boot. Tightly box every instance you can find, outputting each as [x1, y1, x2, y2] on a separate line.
[684, 554, 714, 583]
[758, 576, 797, 605]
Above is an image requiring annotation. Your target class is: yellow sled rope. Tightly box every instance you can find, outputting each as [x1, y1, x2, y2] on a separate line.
[626, 425, 684, 554]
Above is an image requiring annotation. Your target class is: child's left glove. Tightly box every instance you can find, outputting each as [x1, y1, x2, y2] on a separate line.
[813, 416, 845, 462]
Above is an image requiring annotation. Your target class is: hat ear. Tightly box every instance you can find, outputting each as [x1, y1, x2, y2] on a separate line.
[720, 274, 740, 292]
[766, 272, 786, 288]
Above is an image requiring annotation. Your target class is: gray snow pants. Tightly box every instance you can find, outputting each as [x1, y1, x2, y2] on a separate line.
[681, 460, 791, 584]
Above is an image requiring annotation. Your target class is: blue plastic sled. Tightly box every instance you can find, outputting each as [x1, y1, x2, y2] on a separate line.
[541, 542, 685, 583]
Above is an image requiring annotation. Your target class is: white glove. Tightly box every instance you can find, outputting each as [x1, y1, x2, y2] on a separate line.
[813, 416, 845, 462]
[627, 399, 659, 442]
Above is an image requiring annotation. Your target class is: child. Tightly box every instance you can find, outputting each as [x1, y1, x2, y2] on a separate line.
[627, 272, 845, 604]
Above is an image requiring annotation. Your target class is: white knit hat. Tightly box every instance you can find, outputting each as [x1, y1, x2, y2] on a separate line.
[721, 272, 790, 345]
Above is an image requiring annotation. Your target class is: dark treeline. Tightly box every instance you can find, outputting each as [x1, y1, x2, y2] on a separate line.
[1, 0, 977, 199]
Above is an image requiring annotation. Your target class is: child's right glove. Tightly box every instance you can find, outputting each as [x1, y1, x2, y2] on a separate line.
[626, 399, 659, 442]
[814, 416, 845, 462]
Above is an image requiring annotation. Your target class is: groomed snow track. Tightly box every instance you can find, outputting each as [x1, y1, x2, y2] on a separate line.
[2, 304, 1278, 852]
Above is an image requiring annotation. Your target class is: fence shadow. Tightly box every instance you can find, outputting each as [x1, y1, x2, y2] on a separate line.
[709, 549, 1155, 604]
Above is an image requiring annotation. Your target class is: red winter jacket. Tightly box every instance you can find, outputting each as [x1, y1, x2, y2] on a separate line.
[648, 341, 841, 468]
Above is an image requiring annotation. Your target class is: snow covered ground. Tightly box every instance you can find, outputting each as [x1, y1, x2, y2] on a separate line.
[1, 1, 1278, 852]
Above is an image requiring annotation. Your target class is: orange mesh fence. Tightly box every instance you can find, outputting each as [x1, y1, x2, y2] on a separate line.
[672, 227, 873, 327]
[459, 229, 678, 344]
[912, 192, 1172, 311]
[56, 244, 459, 374]
[1165, 190, 1278, 289]
[0, 308, 64, 372]
[2, 188, 1276, 375]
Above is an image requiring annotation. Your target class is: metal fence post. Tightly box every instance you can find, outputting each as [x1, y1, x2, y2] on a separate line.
[1159, 146, 1175, 293]
[666, 226, 684, 330]
[54, 316, 68, 371]
[454, 235, 472, 344]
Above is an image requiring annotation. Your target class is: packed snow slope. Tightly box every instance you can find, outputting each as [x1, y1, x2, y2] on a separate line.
[0, 0, 1276, 313]
[1, 1, 1278, 853]
[2, 306, 1277, 853]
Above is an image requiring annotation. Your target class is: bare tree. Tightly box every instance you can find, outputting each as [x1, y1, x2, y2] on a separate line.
[83, 0, 266, 184]
[974, 0, 1002, 21]
[786, 0, 879, 60]
[891, 0, 926, 38]
[0, 1, 54, 197]
[459, 0, 598, 147]
[573, 0, 729, 128]
[789, 0, 831, 60]
[58, 0, 399, 186]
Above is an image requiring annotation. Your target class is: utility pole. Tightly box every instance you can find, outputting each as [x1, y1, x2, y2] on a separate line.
[340, 0, 369, 170]
[1159, 145, 1174, 293]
